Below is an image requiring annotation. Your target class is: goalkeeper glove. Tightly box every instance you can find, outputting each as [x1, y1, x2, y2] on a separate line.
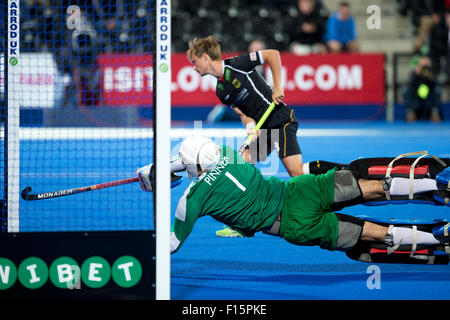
[136, 163, 154, 192]
[137, 163, 183, 192]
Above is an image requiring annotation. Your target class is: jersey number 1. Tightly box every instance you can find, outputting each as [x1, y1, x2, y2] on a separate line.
[225, 172, 246, 192]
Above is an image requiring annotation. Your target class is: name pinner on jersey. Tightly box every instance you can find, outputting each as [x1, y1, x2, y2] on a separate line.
[203, 156, 230, 186]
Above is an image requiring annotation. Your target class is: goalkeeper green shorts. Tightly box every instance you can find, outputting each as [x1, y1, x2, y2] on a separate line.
[279, 169, 339, 251]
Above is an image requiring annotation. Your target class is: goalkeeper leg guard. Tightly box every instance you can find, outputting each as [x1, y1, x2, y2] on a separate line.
[436, 166, 450, 191]
[433, 167, 450, 206]
[346, 216, 450, 264]
[349, 152, 450, 180]
[348, 151, 450, 206]
[434, 190, 450, 207]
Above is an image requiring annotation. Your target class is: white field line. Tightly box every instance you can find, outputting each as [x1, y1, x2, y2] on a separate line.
[13, 127, 450, 140]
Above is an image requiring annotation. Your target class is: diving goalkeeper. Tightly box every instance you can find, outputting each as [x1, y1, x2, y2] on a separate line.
[137, 136, 450, 263]
[188, 35, 348, 237]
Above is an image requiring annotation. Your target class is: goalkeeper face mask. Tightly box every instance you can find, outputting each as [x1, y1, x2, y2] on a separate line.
[179, 136, 220, 179]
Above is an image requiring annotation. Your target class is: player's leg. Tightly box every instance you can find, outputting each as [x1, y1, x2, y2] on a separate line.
[278, 120, 303, 177]
[331, 170, 398, 209]
[276, 173, 382, 251]
[334, 213, 443, 253]
[333, 214, 392, 252]
[303, 160, 348, 175]
[338, 215, 435, 247]
[334, 169, 442, 206]
[242, 117, 304, 177]
[359, 221, 388, 242]
[279, 173, 339, 249]
[277, 171, 447, 259]
[357, 179, 384, 201]
[363, 221, 443, 249]
[344, 216, 449, 264]
[331, 170, 366, 210]
[281, 154, 303, 177]
[334, 213, 366, 251]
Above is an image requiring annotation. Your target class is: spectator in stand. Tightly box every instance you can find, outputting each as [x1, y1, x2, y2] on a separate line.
[399, 0, 448, 77]
[411, 0, 442, 53]
[426, 0, 448, 78]
[248, 39, 267, 76]
[402, 55, 443, 123]
[446, 4, 450, 83]
[324, 1, 359, 53]
[248, 39, 266, 52]
[21, 0, 56, 52]
[289, 0, 327, 55]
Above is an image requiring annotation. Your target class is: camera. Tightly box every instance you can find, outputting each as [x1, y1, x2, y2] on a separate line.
[419, 65, 432, 79]
[72, 29, 97, 53]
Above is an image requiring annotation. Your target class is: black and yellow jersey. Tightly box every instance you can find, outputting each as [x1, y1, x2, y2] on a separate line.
[216, 51, 296, 129]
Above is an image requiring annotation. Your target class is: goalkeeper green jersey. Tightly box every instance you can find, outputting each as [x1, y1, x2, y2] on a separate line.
[170, 145, 286, 253]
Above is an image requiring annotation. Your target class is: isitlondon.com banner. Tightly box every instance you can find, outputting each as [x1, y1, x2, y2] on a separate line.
[98, 52, 385, 107]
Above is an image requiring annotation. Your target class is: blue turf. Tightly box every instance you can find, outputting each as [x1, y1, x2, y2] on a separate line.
[19, 121, 450, 299]
[170, 121, 450, 300]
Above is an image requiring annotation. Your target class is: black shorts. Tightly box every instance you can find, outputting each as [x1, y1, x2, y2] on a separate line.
[248, 110, 301, 161]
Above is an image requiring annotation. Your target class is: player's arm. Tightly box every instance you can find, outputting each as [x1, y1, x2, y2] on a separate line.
[232, 106, 259, 139]
[136, 156, 184, 192]
[261, 49, 284, 105]
[232, 106, 255, 127]
[170, 193, 201, 254]
[170, 218, 194, 254]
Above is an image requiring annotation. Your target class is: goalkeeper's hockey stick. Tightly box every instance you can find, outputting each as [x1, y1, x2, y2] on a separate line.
[238, 101, 276, 156]
[21, 174, 182, 201]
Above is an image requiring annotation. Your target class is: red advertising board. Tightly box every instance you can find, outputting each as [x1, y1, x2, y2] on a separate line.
[98, 53, 385, 107]
[98, 54, 154, 106]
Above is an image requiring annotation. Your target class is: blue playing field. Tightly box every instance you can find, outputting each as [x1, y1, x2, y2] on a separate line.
[19, 121, 450, 299]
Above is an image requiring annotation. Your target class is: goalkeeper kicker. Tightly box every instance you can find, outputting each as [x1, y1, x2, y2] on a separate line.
[137, 136, 450, 265]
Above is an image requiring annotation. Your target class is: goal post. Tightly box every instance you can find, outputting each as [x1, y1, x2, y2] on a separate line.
[155, 0, 172, 301]
[0, 0, 171, 300]
[6, 0, 20, 233]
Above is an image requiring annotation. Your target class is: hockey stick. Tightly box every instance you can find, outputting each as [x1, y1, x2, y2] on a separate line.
[21, 174, 182, 201]
[238, 101, 275, 156]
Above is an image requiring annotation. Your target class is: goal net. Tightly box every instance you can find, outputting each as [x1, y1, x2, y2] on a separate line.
[1, 0, 171, 299]
[2, 0, 163, 232]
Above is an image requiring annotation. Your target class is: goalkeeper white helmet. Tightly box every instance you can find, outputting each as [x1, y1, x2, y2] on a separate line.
[179, 136, 220, 179]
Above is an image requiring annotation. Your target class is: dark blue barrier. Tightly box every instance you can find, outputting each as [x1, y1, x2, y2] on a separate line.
[394, 102, 450, 121]
[170, 104, 387, 123]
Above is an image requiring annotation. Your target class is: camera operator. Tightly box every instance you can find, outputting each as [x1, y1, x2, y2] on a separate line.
[68, 8, 101, 106]
[401, 55, 443, 122]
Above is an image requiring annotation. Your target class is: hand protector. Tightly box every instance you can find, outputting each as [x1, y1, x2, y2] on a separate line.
[137, 164, 183, 192]
[136, 163, 154, 192]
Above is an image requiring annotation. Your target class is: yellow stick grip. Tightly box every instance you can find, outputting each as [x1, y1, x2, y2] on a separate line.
[244, 101, 275, 145]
